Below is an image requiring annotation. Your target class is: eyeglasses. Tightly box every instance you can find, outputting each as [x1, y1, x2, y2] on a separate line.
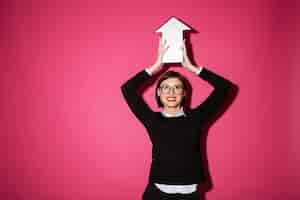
[159, 84, 184, 94]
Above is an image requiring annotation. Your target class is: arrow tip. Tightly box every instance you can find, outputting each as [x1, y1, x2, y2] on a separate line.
[155, 16, 192, 33]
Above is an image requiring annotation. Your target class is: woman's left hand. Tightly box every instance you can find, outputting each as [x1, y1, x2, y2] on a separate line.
[180, 39, 201, 73]
[180, 39, 194, 69]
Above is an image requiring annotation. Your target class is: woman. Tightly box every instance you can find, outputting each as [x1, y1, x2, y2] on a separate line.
[121, 37, 232, 200]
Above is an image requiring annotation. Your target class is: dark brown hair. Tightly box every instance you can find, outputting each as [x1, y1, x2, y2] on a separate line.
[155, 70, 189, 107]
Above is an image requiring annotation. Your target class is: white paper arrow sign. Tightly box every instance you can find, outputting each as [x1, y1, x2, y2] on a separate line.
[155, 16, 192, 63]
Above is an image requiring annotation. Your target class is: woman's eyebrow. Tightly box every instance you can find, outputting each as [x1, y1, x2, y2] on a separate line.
[161, 84, 183, 87]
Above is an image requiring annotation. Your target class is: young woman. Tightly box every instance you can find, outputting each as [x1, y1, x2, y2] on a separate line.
[121, 37, 232, 200]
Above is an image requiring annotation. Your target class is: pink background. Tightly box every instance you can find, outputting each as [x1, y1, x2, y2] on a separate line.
[1, 0, 300, 199]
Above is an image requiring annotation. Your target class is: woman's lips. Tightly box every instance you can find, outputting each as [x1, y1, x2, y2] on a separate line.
[167, 97, 176, 101]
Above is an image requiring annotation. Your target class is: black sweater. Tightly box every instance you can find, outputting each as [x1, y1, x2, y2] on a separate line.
[121, 67, 231, 184]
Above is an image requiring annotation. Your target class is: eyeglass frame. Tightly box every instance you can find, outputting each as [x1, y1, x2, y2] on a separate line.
[159, 84, 185, 94]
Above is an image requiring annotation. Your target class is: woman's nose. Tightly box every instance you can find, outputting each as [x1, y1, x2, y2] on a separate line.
[168, 87, 175, 94]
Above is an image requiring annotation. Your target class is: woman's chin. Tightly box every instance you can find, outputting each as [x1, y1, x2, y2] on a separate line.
[164, 103, 180, 108]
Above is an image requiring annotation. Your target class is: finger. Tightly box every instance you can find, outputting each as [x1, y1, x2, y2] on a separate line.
[159, 36, 164, 45]
[161, 39, 167, 48]
[163, 38, 167, 45]
[182, 39, 186, 48]
[162, 45, 170, 54]
[180, 43, 185, 51]
[179, 44, 184, 51]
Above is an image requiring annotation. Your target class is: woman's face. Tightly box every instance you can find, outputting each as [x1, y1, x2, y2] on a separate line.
[157, 77, 185, 109]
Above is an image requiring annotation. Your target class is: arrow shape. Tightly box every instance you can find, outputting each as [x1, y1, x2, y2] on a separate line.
[155, 16, 192, 63]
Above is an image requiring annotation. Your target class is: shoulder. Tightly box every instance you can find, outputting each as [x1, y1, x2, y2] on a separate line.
[183, 108, 194, 116]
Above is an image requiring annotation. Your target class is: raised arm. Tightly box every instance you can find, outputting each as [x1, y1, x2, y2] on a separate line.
[191, 66, 231, 119]
[121, 69, 155, 126]
[180, 39, 232, 120]
[121, 36, 169, 126]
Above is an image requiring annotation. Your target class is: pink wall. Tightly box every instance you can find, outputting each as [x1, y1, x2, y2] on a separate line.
[1, 0, 300, 199]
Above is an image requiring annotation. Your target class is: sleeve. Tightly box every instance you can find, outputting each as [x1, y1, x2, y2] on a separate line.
[144, 67, 153, 75]
[121, 69, 155, 126]
[195, 66, 204, 75]
[191, 67, 231, 120]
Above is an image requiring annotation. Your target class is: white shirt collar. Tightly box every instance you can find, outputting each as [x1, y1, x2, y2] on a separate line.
[161, 107, 185, 117]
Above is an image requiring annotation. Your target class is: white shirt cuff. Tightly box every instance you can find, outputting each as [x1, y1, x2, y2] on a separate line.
[195, 66, 204, 75]
[145, 68, 152, 75]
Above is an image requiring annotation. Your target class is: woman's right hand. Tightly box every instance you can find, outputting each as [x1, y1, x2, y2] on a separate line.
[155, 36, 170, 66]
[147, 36, 170, 74]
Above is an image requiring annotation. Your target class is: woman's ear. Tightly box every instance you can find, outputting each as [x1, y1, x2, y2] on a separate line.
[182, 90, 186, 97]
[157, 89, 161, 97]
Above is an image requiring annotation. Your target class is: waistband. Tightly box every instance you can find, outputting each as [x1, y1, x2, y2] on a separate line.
[146, 181, 199, 198]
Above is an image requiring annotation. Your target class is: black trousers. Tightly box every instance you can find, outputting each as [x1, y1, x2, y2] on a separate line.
[142, 182, 200, 200]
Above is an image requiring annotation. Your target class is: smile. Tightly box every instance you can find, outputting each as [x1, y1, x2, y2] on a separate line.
[167, 97, 176, 101]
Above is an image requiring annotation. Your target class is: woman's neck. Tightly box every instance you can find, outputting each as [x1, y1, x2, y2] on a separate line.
[162, 106, 183, 117]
